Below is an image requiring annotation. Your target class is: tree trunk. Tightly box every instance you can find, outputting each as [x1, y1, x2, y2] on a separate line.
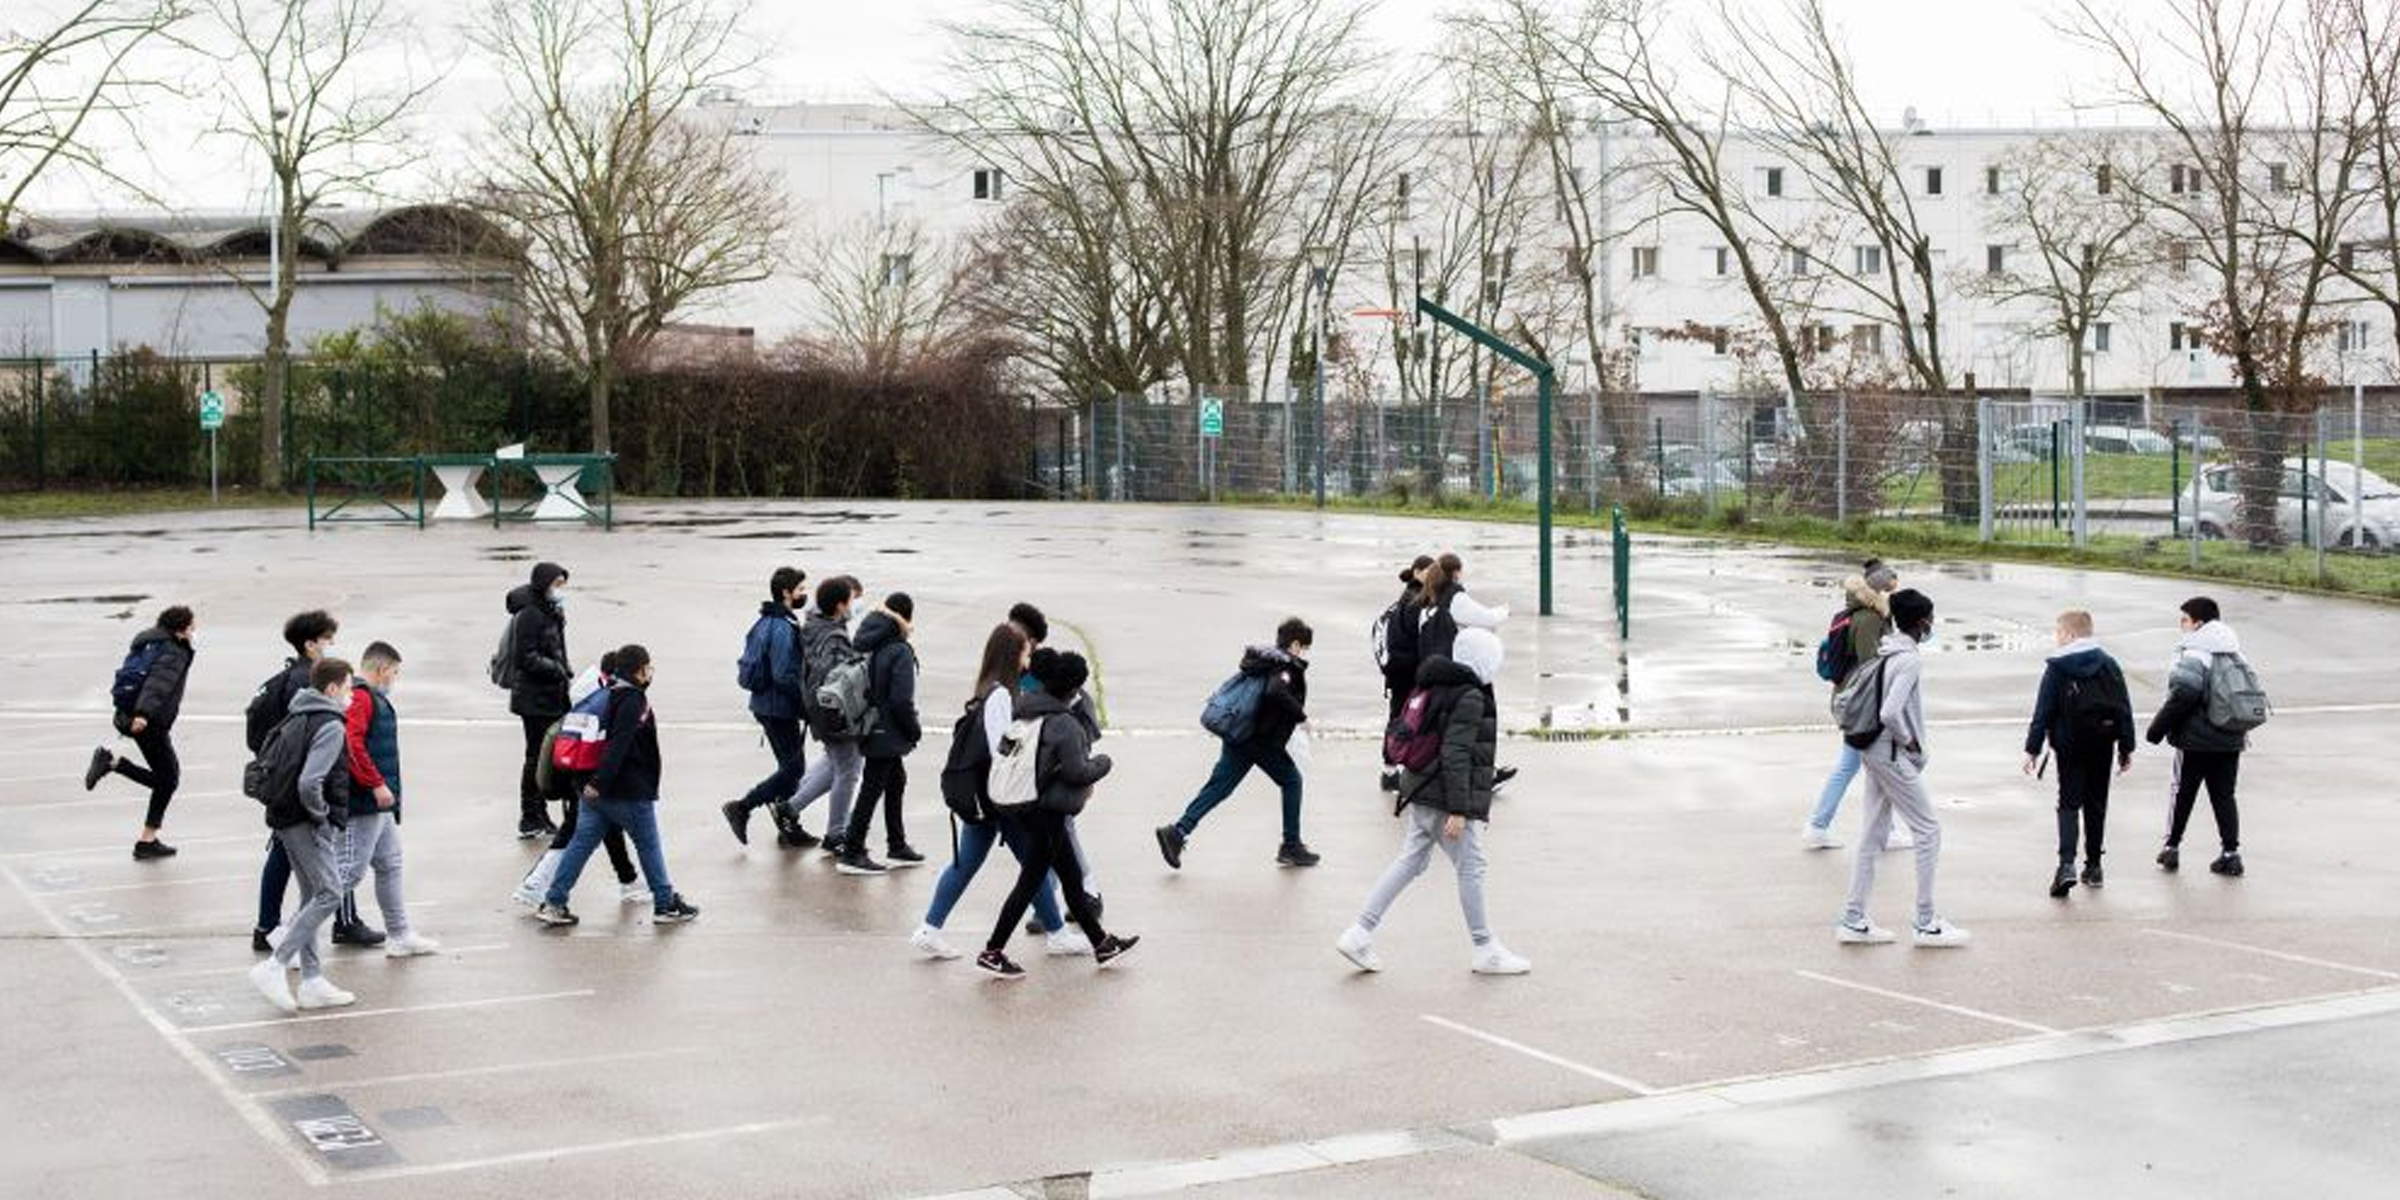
[588, 355, 614, 455]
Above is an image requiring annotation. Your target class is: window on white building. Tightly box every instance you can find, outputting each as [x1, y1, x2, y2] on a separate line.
[882, 252, 913, 289]
[1924, 166, 1943, 196]
[1710, 326, 1730, 355]
[1395, 172, 1413, 213]
[1985, 244, 2007, 275]
[2337, 319, 2373, 352]
[2169, 321, 2191, 351]
[1712, 246, 1732, 276]
[1850, 323, 1883, 357]
[972, 168, 1005, 201]
[2096, 163, 2113, 194]
[2268, 162, 2291, 193]
[2090, 322, 2112, 354]
[2170, 164, 2203, 195]
[1854, 244, 1883, 275]
[1630, 246, 1658, 278]
[1985, 166, 2002, 195]
[1764, 166, 1785, 198]
[2169, 241, 2192, 274]
[1789, 246, 1812, 276]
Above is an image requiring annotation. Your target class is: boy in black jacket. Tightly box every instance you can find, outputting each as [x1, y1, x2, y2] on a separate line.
[87, 605, 198, 860]
[535, 645, 699, 927]
[2022, 610, 2136, 897]
[1156, 618, 1318, 870]
[837, 593, 924, 875]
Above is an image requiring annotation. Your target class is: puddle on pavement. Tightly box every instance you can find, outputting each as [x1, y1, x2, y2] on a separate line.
[25, 594, 151, 606]
[712, 530, 801, 540]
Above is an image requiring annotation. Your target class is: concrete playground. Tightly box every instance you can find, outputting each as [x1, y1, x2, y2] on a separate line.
[1, 500, 2395, 1199]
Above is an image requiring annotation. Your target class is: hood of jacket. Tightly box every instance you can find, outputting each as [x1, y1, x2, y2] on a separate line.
[1013, 689, 1074, 721]
[2048, 639, 2112, 677]
[1878, 629, 1922, 657]
[854, 610, 909, 656]
[1239, 645, 1304, 677]
[1414, 655, 1478, 689]
[757, 599, 796, 621]
[1843, 575, 1893, 617]
[2173, 620, 2242, 664]
[1451, 627, 1504, 685]
[288, 687, 344, 718]
[530, 561, 569, 592]
[131, 626, 182, 654]
[504, 583, 540, 615]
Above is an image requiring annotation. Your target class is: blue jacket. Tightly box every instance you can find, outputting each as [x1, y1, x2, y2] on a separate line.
[2024, 643, 2136, 759]
[343, 682, 403, 819]
[743, 602, 807, 721]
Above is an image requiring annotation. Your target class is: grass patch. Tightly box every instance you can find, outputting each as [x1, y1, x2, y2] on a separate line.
[0, 488, 299, 521]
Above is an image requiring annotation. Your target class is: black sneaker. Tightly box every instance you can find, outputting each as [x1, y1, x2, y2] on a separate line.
[1025, 917, 1046, 937]
[1093, 934, 1141, 967]
[517, 815, 555, 840]
[775, 824, 821, 850]
[534, 902, 579, 927]
[820, 836, 849, 859]
[1494, 766, 1520, 788]
[2157, 846, 2181, 872]
[1277, 841, 1323, 868]
[835, 849, 888, 876]
[976, 949, 1025, 979]
[331, 921, 386, 948]
[251, 927, 274, 954]
[2081, 862, 2105, 889]
[886, 843, 926, 867]
[720, 800, 752, 846]
[85, 747, 115, 792]
[654, 894, 701, 924]
[2049, 863, 2076, 899]
[1378, 768, 1400, 793]
[1155, 824, 1186, 870]
[131, 839, 177, 861]
[2210, 852, 2244, 877]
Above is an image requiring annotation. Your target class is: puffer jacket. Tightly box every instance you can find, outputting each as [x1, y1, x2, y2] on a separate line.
[2146, 621, 2250, 753]
[1840, 575, 1891, 682]
[1239, 645, 1309, 750]
[1398, 655, 1496, 820]
[1012, 689, 1113, 815]
[505, 564, 571, 720]
[121, 626, 195, 733]
[857, 610, 922, 758]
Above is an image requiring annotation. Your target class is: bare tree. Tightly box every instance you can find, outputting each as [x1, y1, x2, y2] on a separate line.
[968, 179, 1175, 403]
[1975, 136, 2156, 398]
[796, 215, 981, 379]
[469, 0, 786, 454]
[207, 0, 433, 488]
[2277, 0, 2397, 372]
[1, 1, 187, 227]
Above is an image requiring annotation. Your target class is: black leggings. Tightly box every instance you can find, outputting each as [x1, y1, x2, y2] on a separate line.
[988, 808, 1105, 952]
[2167, 749, 2241, 854]
[518, 714, 553, 822]
[844, 757, 909, 851]
[555, 793, 636, 883]
[2053, 747, 2113, 863]
[114, 726, 180, 830]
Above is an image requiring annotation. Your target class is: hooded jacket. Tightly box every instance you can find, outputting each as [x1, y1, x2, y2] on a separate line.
[1012, 689, 1113, 815]
[1238, 645, 1309, 750]
[505, 562, 572, 720]
[2146, 621, 2250, 753]
[286, 688, 352, 828]
[122, 625, 195, 733]
[743, 600, 807, 721]
[1382, 581, 1426, 682]
[2023, 638, 2136, 759]
[798, 608, 861, 741]
[857, 609, 922, 758]
[1839, 575, 1892, 681]
[1399, 655, 1497, 820]
[1874, 630, 1929, 764]
[591, 682, 662, 802]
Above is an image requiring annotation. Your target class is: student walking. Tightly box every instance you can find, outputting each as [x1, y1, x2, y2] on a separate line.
[1156, 618, 1320, 869]
[723, 567, 813, 847]
[1375, 556, 1436, 793]
[337, 643, 439, 957]
[247, 660, 364, 1014]
[1415, 555, 1517, 790]
[1805, 560, 1911, 851]
[86, 605, 197, 860]
[513, 654, 643, 907]
[536, 645, 700, 927]
[837, 593, 925, 875]
[1836, 589, 1970, 948]
[911, 624, 1084, 961]
[245, 611, 376, 952]
[1336, 628, 1530, 976]
[2146, 597, 2257, 878]
[977, 649, 1138, 979]
[1007, 602, 1106, 928]
[502, 562, 574, 840]
[2022, 610, 2135, 898]
[778, 578, 868, 857]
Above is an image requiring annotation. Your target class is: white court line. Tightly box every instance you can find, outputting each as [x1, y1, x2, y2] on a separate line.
[1, 789, 237, 814]
[0, 860, 333, 1186]
[1419, 1014, 1659, 1096]
[2139, 927, 2400, 982]
[146, 943, 513, 981]
[334, 1116, 823, 1183]
[250, 1045, 703, 1098]
[103, 901, 446, 940]
[0, 833, 259, 861]
[1794, 970, 2059, 1035]
[34, 871, 253, 895]
[181, 989, 595, 1034]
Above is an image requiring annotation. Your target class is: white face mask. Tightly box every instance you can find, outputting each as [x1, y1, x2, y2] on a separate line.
[549, 589, 567, 608]
[1918, 628, 1939, 649]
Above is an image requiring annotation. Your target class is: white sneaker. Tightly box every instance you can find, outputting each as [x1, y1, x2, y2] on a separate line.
[1801, 824, 1843, 850]
[1335, 925, 1382, 973]
[510, 878, 543, 907]
[620, 879, 649, 905]
[514, 849, 562, 906]
[1913, 919, 1972, 948]
[1471, 943, 1531, 975]
[1883, 829, 1915, 852]
[248, 959, 296, 1014]
[1044, 928, 1093, 957]
[1837, 919, 1897, 944]
[295, 976, 356, 1010]
[910, 924, 961, 960]
[384, 932, 441, 959]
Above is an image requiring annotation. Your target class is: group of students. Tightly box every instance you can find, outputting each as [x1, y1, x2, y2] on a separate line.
[1807, 557, 2267, 947]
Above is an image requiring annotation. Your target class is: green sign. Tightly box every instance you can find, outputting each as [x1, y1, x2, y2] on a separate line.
[1199, 397, 1224, 438]
[199, 390, 225, 431]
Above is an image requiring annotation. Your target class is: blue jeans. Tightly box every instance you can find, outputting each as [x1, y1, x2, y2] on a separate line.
[1175, 741, 1304, 843]
[1809, 741, 1863, 832]
[923, 818, 1063, 932]
[545, 798, 674, 908]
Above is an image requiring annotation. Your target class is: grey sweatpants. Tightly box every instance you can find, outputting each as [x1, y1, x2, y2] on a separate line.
[1355, 803, 1491, 947]
[335, 812, 410, 939]
[269, 822, 342, 980]
[784, 739, 862, 838]
[1844, 740, 1942, 930]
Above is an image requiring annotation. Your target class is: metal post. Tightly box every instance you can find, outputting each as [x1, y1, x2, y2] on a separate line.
[2070, 394, 2089, 549]
[2355, 382, 2368, 549]
[1313, 312, 1327, 509]
[1537, 367, 1554, 615]
[2188, 412, 2202, 570]
[209, 428, 219, 504]
[1115, 392, 1127, 501]
[1653, 416, 1666, 498]
[2316, 408, 2329, 582]
[31, 362, 43, 490]
[1835, 392, 1850, 524]
[1976, 395, 1994, 542]
[2050, 422, 2062, 531]
[1699, 389, 1718, 512]
[2171, 419, 2183, 538]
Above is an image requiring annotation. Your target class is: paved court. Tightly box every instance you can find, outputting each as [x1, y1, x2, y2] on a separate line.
[0, 500, 2395, 1199]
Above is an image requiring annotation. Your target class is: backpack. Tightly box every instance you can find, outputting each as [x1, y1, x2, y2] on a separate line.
[1382, 686, 1445, 773]
[243, 710, 330, 820]
[1814, 609, 1859, 683]
[109, 641, 165, 713]
[1830, 655, 1888, 749]
[736, 616, 778, 695]
[814, 655, 879, 740]
[1370, 598, 1416, 673]
[2056, 664, 2128, 749]
[1199, 670, 1267, 743]
[986, 717, 1047, 810]
[488, 616, 521, 690]
[938, 700, 995, 824]
[533, 715, 569, 800]
[550, 683, 616, 773]
[244, 666, 297, 754]
[2203, 653, 2270, 733]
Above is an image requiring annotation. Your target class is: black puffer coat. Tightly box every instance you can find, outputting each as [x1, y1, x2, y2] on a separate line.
[505, 562, 572, 720]
[1398, 656, 1496, 820]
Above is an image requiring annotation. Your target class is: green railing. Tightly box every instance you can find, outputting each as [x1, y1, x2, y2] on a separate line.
[306, 457, 427, 529]
[1611, 504, 1631, 640]
[487, 454, 615, 530]
[304, 452, 616, 531]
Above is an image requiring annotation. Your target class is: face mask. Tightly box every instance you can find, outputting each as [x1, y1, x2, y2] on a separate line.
[1918, 628, 1939, 649]
[550, 589, 567, 608]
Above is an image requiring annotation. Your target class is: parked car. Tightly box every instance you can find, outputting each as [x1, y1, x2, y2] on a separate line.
[2177, 458, 2400, 549]
[2084, 424, 2175, 456]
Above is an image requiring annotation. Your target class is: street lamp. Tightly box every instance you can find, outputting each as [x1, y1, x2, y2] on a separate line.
[1306, 243, 1335, 508]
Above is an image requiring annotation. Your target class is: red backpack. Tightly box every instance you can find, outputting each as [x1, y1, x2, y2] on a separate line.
[1382, 687, 1445, 774]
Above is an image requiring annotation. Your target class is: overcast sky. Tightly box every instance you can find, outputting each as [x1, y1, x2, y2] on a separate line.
[20, 0, 2104, 215]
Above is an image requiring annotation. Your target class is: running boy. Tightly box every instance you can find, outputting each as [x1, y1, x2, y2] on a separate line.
[1156, 618, 1318, 869]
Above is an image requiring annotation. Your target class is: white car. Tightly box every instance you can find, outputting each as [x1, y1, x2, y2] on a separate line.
[2085, 424, 2175, 456]
[2179, 458, 2400, 549]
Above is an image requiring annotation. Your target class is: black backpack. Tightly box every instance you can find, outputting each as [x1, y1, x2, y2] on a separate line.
[938, 700, 994, 825]
[243, 710, 332, 827]
[109, 641, 165, 713]
[2057, 664, 2129, 750]
[244, 665, 299, 754]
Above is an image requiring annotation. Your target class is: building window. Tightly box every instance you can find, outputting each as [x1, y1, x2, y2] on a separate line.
[1712, 246, 1732, 276]
[2339, 241, 2359, 270]
[2169, 321, 2191, 351]
[1813, 324, 1837, 354]
[2338, 320, 2373, 352]
[2091, 322, 2112, 354]
[1924, 166, 1943, 196]
[2079, 242, 2097, 272]
[2171, 164, 2203, 195]
[2096, 163, 2113, 194]
[881, 252, 913, 288]
[972, 168, 1005, 201]
[1765, 166, 1785, 198]
[1710, 326, 1730, 355]
[1985, 166, 2001, 195]
[1631, 245, 1658, 278]
[1854, 244, 1883, 275]
[1396, 171, 1413, 205]
[1985, 244, 2006, 275]
[1629, 327, 1649, 356]
[2269, 162, 2291, 193]
[1790, 246, 1811, 276]
[2169, 241, 2191, 274]
[1850, 323, 1883, 357]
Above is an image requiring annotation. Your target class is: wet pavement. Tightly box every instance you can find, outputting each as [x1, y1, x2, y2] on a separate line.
[0, 499, 2395, 1198]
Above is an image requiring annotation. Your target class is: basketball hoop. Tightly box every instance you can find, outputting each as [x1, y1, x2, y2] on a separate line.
[1348, 307, 1405, 320]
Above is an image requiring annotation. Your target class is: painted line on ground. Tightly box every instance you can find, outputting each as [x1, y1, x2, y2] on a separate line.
[250, 1045, 704, 1098]
[0, 789, 237, 814]
[2138, 927, 2400, 981]
[32, 870, 254, 895]
[101, 900, 447, 941]
[1419, 1014, 1660, 1096]
[1792, 970, 2060, 1035]
[0, 833, 258, 860]
[148, 943, 514, 981]
[333, 1116, 823, 1183]
[0, 860, 334, 1186]
[181, 989, 596, 1034]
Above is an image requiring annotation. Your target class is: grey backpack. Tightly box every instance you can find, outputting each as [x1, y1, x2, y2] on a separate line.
[2203, 653, 2270, 733]
[1830, 656, 1888, 749]
[813, 654, 879, 741]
